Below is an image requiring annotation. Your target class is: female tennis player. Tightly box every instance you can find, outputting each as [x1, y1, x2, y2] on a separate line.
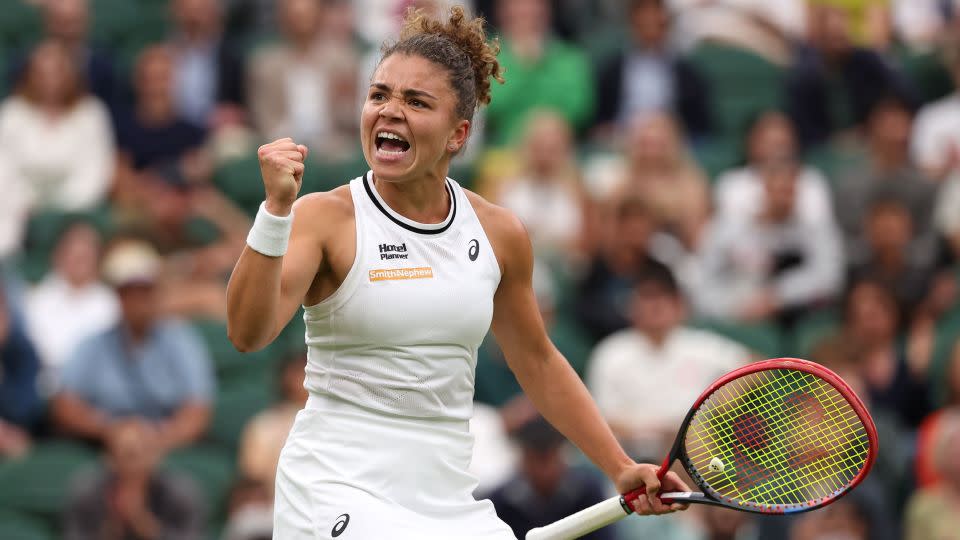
[226, 7, 689, 539]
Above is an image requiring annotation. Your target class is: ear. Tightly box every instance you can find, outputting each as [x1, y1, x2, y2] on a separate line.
[446, 119, 471, 153]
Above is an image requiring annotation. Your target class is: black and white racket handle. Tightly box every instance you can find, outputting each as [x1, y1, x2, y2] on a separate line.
[524, 491, 698, 540]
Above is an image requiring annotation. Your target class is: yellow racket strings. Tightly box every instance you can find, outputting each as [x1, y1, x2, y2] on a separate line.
[684, 369, 870, 508]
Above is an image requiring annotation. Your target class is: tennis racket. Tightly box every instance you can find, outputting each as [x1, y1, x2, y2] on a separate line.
[526, 357, 878, 540]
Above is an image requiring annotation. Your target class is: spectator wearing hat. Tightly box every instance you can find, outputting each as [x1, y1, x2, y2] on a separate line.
[50, 238, 215, 451]
[486, 415, 614, 540]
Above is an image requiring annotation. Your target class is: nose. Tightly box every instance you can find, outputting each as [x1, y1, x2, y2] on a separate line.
[378, 96, 403, 120]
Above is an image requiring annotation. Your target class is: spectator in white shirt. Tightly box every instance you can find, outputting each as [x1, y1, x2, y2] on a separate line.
[0, 41, 115, 259]
[586, 262, 752, 461]
[714, 110, 833, 226]
[912, 42, 960, 182]
[695, 157, 844, 324]
[24, 219, 119, 393]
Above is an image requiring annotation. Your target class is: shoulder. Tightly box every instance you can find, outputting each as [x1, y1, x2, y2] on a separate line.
[676, 327, 750, 360]
[592, 329, 643, 361]
[464, 189, 529, 270]
[292, 185, 354, 232]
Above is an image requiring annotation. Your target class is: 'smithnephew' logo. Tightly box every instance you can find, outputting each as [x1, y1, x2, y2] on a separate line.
[369, 267, 434, 282]
[379, 243, 409, 260]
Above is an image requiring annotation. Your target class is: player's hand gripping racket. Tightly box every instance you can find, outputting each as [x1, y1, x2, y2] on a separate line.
[526, 358, 878, 540]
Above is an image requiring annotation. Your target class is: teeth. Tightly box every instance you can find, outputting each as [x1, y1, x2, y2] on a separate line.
[377, 131, 408, 143]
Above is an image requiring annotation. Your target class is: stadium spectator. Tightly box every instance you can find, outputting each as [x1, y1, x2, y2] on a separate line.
[6, 0, 120, 112]
[786, 3, 916, 147]
[610, 112, 709, 250]
[574, 194, 663, 342]
[846, 197, 951, 328]
[493, 110, 585, 261]
[668, 0, 806, 64]
[112, 44, 209, 207]
[0, 40, 115, 210]
[789, 489, 896, 540]
[486, 415, 614, 540]
[835, 96, 938, 262]
[0, 286, 42, 458]
[24, 219, 119, 391]
[586, 263, 751, 460]
[485, 0, 594, 146]
[64, 420, 206, 540]
[593, 0, 712, 141]
[166, 0, 246, 128]
[936, 169, 960, 260]
[714, 110, 833, 226]
[912, 40, 960, 181]
[915, 344, 960, 488]
[695, 158, 844, 324]
[50, 238, 215, 450]
[236, 351, 307, 496]
[905, 414, 960, 540]
[247, 0, 360, 160]
[811, 277, 933, 430]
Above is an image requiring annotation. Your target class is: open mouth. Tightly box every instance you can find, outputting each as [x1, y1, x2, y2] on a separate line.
[375, 131, 411, 154]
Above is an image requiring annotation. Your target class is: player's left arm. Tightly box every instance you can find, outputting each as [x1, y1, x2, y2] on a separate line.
[477, 199, 687, 514]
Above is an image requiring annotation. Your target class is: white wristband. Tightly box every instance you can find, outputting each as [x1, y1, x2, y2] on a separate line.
[246, 202, 293, 257]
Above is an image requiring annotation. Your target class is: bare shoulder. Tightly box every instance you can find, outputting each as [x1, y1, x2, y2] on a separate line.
[463, 189, 531, 274]
[293, 186, 354, 224]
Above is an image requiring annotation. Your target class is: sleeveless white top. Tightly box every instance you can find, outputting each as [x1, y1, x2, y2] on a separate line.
[302, 172, 501, 422]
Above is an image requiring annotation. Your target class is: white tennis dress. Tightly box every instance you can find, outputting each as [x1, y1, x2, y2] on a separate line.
[273, 172, 517, 539]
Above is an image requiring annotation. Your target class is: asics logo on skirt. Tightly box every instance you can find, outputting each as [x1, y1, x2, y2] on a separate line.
[332, 513, 350, 537]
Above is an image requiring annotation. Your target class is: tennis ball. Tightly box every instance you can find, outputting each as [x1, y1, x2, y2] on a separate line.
[709, 457, 725, 473]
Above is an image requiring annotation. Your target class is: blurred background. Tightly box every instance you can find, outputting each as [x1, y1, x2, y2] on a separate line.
[1, 0, 959, 538]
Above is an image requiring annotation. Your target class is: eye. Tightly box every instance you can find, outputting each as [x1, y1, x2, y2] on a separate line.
[409, 99, 427, 109]
[369, 92, 386, 102]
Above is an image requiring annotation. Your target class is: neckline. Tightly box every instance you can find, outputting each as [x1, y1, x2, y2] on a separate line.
[363, 171, 457, 235]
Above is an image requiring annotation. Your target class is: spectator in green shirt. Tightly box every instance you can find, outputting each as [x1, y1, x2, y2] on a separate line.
[485, 0, 594, 147]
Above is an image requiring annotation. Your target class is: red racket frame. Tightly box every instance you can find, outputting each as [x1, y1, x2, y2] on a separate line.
[621, 357, 879, 514]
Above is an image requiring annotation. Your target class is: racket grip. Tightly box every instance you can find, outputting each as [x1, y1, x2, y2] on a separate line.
[525, 496, 630, 540]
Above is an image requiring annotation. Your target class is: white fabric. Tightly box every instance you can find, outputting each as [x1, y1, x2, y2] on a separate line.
[285, 60, 330, 144]
[0, 95, 114, 259]
[620, 52, 673, 125]
[587, 327, 750, 439]
[912, 94, 960, 174]
[935, 173, 960, 235]
[893, 0, 950, 49]
[713, 165, 835, 225]
[302, 173, 500, 421]
[246, 202, 294, 257]
[498, 178, 581, 255]
[0, 96, 114, 211]
[275, 396, 515, 539]
[275, 173, 511, 538]
[24, 275, 119, 372]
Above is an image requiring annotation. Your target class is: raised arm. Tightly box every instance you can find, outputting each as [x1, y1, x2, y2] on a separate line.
[226, 139, 320, 352]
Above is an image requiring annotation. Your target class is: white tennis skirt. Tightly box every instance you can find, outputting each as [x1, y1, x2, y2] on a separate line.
[274, 394, 517, 539]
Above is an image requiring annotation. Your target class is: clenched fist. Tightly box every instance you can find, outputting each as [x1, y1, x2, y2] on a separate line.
[258, 138, 309, 216]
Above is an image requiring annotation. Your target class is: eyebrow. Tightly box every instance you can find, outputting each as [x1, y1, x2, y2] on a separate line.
[370, 82, 438, 101]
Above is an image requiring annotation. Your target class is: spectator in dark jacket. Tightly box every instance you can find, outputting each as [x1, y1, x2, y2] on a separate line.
[0, 286, 42, 458]
[785, 3, 916, 148]
[593, 0, 712, 141]
[487, 416, 614, 540]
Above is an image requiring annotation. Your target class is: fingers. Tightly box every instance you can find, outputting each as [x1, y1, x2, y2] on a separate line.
[663, 471, 692, 493]
[258, 138, 308, 160]
[637, 466, 661, 497]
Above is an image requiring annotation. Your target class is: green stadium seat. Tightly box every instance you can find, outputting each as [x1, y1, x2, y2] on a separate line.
[213, 154, 267, 217]
[16, 207, 114, 283]
[786, 309, 841, 359]
[191, 318, 277, 384]
[0, 441, 98, 519]
[0, 1, 42, 51]
[690, 318, 782, 359]
[162, 444, 235, 522]
[929, 306, 960, 407]
[208, 380, 275, 451]
[687, 43, 785, 139]
[0, 509, 56, 540]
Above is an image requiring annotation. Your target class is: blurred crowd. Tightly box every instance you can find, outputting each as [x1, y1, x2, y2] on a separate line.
[1, 0, 960, 538]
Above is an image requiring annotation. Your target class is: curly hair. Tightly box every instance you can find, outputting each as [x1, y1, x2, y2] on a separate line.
[380, 6, 505, 122]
